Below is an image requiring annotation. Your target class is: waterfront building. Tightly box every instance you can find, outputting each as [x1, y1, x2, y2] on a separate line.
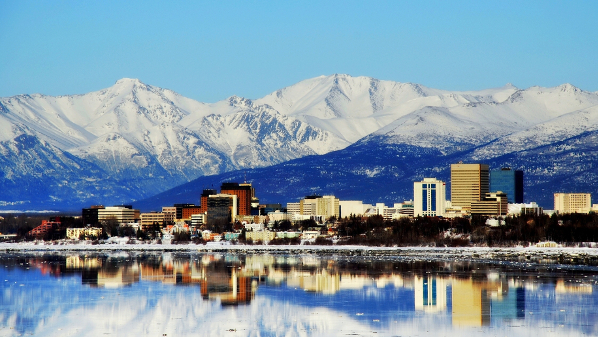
[554, 193, 592, 214]
[28, 220, 61, 239]
[414, 178, 446, 217]
[490, 168, 523, 203]
[451, 163, 489, 211]
[245, 230, 276, 242]
[66, 227, 103, 240]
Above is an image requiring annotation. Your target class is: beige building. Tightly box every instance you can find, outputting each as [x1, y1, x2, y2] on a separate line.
[245, 230, 276, 242]
[287, 202, 301, 215]
[66, 227, 103, 240]
[471, 192, 508, 216]
[554, 193, 592, 214]
[451, 163, 489, 211]
[162, 207, 176, 223]
[289, 196, 340, 219]
[98, 206, 137, 224]
[140, 212, 165, 231]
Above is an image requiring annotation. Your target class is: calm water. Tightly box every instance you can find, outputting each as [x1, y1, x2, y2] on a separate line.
[1, 251, 597, 337]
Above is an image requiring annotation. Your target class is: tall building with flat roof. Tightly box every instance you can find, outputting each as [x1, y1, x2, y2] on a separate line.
[207, 194, 238, 225]
[221, 183, 253, 216]
[451, 163, 489, 211]
[490, 168, 523, 203]
[414, 178, 446, 217]
[554, 193, 591, 214]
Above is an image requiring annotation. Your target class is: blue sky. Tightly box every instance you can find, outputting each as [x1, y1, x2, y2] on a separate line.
[1, 1, 597, 102]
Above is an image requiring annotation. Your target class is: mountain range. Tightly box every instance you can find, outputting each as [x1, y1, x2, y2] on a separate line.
[1, 74, 597, 211]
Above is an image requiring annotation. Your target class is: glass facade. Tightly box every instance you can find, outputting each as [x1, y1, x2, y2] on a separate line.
[490, 169, 524, 204]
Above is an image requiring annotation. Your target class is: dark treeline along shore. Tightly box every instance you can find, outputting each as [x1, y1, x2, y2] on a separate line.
[2, 212, 598, 248]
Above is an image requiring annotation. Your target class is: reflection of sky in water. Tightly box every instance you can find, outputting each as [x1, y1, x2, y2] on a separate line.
[0, 253, 597, 337]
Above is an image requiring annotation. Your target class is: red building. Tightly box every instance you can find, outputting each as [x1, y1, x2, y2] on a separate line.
[220, 183, 254, 216]
[28, 220, 61, 239]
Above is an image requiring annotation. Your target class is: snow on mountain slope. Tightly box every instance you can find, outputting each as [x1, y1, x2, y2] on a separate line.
[471, 105, 598, 160]
[185, 97, 350, 166]
[361, 106, 508, 154]
[3, 74, 598, 209]
[256, 74, 520, 143]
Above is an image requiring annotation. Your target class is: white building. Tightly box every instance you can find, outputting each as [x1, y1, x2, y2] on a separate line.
[508, 202, 543, 216]
[414, 178, 446, 217]
[287, 195, 340, 219]
[339, 200, 371, 218]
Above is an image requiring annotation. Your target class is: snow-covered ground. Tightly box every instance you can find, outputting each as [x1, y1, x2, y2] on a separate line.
[2, 240, 597, 260]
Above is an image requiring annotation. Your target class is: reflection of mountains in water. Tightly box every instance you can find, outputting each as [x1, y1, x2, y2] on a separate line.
[1, 252, 598, 336]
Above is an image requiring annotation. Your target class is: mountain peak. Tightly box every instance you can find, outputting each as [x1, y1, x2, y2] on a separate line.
[115, 78, 143, 85]
[557, 83, 581, 93]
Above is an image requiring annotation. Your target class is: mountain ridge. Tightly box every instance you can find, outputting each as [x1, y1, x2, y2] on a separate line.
[2, 74, 598, 210]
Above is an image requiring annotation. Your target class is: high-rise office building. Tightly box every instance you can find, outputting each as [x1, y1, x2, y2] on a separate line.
[490, 168, 523, 203]
[414, 178, 446, 217]
[220, 183, 254, 216]
[207, 194, 238, 225]
[450, 163, 489, 211]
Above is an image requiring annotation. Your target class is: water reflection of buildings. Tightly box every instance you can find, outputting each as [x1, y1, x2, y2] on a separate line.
[411, 274, 526, 326]
[451, 277, 525, 327]
[22, 253, 596, 323]
[199, 268, 254, 306]
[555, 279, 593, 294]
[415, 276, 447, 313]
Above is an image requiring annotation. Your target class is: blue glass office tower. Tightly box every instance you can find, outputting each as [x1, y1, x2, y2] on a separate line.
[490, 168, 523, 203]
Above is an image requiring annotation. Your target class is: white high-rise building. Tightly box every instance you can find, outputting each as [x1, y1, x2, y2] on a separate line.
[414, 178, 446, 217]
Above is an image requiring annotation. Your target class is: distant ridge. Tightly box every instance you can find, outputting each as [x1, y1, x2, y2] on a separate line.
[1, 75, 598, 210]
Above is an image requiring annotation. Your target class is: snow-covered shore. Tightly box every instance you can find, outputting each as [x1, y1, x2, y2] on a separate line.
[1, 241, 598, 266]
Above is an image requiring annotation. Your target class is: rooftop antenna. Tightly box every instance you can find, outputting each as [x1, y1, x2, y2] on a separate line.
[244, 170, 247, 183]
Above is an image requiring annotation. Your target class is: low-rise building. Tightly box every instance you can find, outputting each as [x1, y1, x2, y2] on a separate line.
[508, 202, 543, 216]
[244, 222, 265, 232]
[98, 206, 137, 224]
[28, 220, 60, 239]
[302, 231, 321, 240]
[471, 192, 508, 216]
[140, 212, 165, 231]
[275, 231, 302, 239]
[66, 227, 103, 240]
[245, 230, 275, 242]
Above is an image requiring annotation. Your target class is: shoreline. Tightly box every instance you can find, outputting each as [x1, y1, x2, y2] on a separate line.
[2, 242, 598, 267]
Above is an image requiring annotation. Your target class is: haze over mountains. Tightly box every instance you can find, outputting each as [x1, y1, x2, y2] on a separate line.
[1, 74, 598, 211]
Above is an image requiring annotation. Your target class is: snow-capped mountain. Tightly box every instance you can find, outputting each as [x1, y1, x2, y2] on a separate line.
[2, 74, 598, 210]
